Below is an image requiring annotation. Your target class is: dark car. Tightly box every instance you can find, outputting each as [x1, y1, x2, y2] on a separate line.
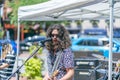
[20, 35, 46, 51]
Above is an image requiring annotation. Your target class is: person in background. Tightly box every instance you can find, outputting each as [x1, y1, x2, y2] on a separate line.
[0, 43, 16, 80]
[114, 59, 120, 73]
[43, 24, 74, 80]
[113, 59, 120, 79]
[39, 28, 46, 36]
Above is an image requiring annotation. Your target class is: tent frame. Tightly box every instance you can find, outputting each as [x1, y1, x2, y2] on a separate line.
[15, 0, 119, 80]
[109, 0, 114, 80]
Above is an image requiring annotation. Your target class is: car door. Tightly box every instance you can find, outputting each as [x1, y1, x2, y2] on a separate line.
[71, 38, 103, 52]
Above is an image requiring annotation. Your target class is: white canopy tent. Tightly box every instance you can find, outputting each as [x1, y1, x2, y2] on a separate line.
[14, 0, 120, 80]
[18, 0, 104, 21]
[18, 0, 120, 21]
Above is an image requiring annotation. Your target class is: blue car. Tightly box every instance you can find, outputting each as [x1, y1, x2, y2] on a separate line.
[71, 36, 120, 58]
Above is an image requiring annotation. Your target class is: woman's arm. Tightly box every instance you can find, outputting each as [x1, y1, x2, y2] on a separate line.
[60, 68, 74, 80]
[0, 63, 9, 69]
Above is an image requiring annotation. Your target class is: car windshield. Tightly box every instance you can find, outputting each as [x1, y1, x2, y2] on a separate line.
[77, 40, 99, 46]
[76, 37, 111, 46]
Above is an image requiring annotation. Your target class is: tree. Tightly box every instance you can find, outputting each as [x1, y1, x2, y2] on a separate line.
[7, 0, 48, 26]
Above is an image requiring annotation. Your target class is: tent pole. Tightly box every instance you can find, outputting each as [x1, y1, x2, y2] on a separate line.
[108, 0, 114, 80]
[16, 18, 20, 80]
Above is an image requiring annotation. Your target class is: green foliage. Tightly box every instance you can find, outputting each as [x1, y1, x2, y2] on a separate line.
[8, 0, 49, 26]
[22, 58, 43, 79]
[21, 44, 43, 79]
[29, 45, 43, 55]
[35, 76, 43, 80]
[0, 29, 4, 39]
[18, 0, 48, 6]
[90, 20, 99, 27]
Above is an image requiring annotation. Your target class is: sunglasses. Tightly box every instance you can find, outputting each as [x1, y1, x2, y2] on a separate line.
[51, 34, 59, 37]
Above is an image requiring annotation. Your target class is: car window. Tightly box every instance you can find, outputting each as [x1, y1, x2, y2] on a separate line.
[102, 41, 109, 46]
[77, 40, 99, 46]
[67, 28, 80, 34]
[102, 40, 115, 47]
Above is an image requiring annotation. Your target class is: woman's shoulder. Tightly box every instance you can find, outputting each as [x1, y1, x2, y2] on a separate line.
[63, 47, 72, 52]
[63, 48, 73, 55]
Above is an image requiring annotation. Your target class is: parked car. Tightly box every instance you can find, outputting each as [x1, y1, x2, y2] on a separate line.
[20, 35, 46, 51]
[71, 36, 120, 58]
[66, 28, 81, 39]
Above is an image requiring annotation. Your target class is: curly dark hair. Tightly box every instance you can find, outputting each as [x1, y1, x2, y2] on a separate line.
[45, 24, 71, 52]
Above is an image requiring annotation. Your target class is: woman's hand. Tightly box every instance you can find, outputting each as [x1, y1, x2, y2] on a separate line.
[43, 73, 52, 80]
[43, 76, 52, 80]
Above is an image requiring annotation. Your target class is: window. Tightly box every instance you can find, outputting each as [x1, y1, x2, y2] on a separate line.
[67, 28, 81, 34]
[103, 41, 109, 46]
[77, 40, 98, 46]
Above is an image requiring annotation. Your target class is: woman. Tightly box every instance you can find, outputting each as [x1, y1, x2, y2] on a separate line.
[43, 24, 74, 80]
[0, 43, 16, 80]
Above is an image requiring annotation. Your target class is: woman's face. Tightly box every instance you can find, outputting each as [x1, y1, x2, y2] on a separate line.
[51, 29, 59, 43]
